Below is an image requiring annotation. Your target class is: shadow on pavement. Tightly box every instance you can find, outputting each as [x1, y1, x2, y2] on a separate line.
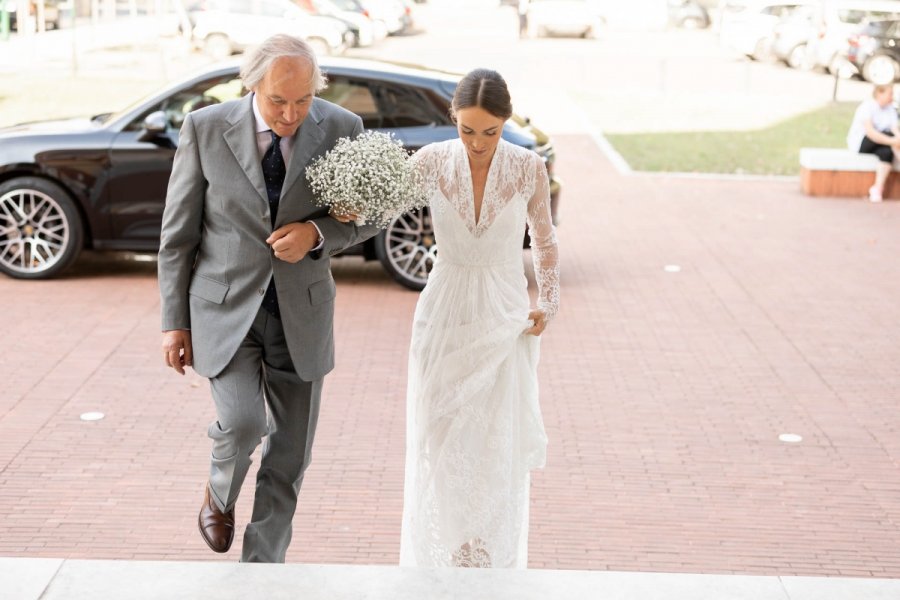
[56, 251, 404, 290]
[60, 251, 158, 279]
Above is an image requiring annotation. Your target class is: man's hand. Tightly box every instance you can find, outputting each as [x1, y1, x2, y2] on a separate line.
[525, 309, 548, 336]
[163, 329, 193, 375]
[267, 222, 319, 263]
[329, 206, 360, 223]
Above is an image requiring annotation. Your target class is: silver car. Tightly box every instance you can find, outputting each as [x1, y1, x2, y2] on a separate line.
[188, 0, 354, 59]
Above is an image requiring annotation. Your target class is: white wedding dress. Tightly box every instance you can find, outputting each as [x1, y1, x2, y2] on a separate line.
[399, 138, 560, 569]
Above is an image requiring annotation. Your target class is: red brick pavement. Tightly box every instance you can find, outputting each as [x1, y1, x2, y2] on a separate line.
[0, 135, 899, 576]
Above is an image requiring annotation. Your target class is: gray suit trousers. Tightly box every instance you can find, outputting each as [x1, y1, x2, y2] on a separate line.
[207, 306, 322, 563]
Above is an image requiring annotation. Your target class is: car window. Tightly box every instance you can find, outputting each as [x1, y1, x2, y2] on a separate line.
[887, 20, 900, 37]
[838, 9, 900, 26]
[319, 78, 381, 126]
[126, 75, 246, 132]
[330, 0, 361, 9]
[259, 0, 288, 17]
[320, 76, 448, 129]
[868, 10, 900, 23]
[223, 0, 255, 13]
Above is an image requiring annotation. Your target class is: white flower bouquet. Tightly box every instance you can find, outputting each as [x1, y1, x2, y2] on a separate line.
[306, 131, 426, 229]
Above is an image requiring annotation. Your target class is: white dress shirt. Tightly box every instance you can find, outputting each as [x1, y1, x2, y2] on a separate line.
[252, 93, 324, 250]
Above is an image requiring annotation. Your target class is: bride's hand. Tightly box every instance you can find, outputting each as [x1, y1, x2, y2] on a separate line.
[525, 309, 547, 336]
[330, 206, 359, 223]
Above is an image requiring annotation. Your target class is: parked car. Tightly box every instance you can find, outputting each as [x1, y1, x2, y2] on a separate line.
[668, 0, 710, 29]
[770, 3, 819, 68]
[719, 1, 815, 61]
[525, 0, 605, 38]
[187, 0, 353, 59]
[807, 0, 900, 74]
[0, 59, 561, 290]
[298, 0, 387, 47]
[357, 0, 410, 35]
[3, 0, 64, 31]
[846, 18, 900, 82]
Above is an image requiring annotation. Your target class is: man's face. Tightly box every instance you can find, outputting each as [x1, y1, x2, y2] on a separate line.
[253, 56, 315, 138]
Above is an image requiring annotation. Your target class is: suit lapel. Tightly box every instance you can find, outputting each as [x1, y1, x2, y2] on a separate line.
[281, 100, 326, 202]
[223, 95, 269, 206]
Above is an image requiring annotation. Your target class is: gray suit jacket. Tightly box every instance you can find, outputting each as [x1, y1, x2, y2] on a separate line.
[158, 94, 379, 380]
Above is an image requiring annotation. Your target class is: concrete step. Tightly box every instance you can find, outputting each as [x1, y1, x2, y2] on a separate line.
[3, 557, 900, 600]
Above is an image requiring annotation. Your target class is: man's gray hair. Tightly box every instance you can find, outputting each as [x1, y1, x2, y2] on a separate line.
[240, 34, 328, 92]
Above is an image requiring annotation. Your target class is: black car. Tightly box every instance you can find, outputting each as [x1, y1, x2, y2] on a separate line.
[846, 19, 900, 83]
[0, 58, 561, 290]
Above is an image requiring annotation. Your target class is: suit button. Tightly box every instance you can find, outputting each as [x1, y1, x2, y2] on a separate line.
[258, 288, 265, 295]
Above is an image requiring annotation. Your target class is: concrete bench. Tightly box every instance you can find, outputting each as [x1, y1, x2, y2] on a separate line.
[800, 147, 900, 199]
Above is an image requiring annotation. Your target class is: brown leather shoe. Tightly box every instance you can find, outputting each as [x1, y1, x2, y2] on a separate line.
[198, 485, 234, 553]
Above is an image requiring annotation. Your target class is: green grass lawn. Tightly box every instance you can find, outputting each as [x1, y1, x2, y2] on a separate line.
[605, 102, 857, 176]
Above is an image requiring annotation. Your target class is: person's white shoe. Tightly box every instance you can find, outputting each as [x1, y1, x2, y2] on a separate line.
[868, 186, 883, 202]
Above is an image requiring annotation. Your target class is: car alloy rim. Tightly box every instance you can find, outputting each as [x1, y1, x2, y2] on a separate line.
[868, 55, 896, 84]
[0, 188, 70, 274]
[384, 207, 435, 287]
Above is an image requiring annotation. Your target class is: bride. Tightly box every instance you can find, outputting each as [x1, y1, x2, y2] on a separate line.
[399, 68, 560, 568]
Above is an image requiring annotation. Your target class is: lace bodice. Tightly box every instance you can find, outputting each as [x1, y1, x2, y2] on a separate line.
[411, 138, 560, 319]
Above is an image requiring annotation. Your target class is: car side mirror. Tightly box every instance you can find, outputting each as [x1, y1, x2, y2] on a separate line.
[139, 111, 168, 142]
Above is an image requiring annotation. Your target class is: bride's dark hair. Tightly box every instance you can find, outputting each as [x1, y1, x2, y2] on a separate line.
[451, 68, 513, 121]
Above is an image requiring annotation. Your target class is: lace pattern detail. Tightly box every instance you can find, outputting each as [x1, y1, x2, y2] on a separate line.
[411, 139, 560, 319]
[453, 538, 492, 568]
[526, 152, 560, 320]
[401, 138, 556, 569]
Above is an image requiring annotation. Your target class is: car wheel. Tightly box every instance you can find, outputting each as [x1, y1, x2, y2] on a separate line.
[204, 34, 232, 61]
[752, 38, 771, 62]
[787, 44, 811, 70]
[0, 177, 84, 279]
[827, 54, 848, 75]
[374, 207, 435, 291]
[306, 37, 331, 56]
[863, 54, 900, 84]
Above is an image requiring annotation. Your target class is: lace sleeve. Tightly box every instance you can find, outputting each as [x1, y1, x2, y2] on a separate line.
[526, 153, 559, 320]
[409, 143, 443, 206]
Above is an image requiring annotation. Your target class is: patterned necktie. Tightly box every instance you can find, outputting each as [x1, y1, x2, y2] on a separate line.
[262, 130, 286, 225]
[261, 130, 285, 319]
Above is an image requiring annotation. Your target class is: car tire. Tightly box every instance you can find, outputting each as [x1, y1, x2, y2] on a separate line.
[0, 177, 84, 280]
[752, 38, 771, 62]
[306, 37, 332, 56]
[826, 54, 847, 75]
[204, 34, 232, 61]
[787, 44, 811, 70]
[863, 54, 900, 84]
[680, 16, 704, 30]
[374, 207, 435, 291]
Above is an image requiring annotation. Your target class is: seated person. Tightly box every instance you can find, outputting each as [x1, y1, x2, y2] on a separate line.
[847, 84, 900, 202]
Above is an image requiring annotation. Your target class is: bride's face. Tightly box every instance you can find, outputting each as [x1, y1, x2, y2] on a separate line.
[456, 106, 506, 166]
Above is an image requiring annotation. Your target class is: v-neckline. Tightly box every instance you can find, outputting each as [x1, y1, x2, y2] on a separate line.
[461, 140, 503, 232]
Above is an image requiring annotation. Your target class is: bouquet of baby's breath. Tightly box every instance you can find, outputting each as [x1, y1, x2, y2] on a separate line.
[306, 131, 426, 229]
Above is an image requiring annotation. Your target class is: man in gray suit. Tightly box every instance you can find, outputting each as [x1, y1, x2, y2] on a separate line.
[158, 34, 378, 563]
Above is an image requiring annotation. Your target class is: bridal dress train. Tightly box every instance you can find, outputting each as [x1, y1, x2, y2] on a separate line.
[399, 138, 560, 569]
